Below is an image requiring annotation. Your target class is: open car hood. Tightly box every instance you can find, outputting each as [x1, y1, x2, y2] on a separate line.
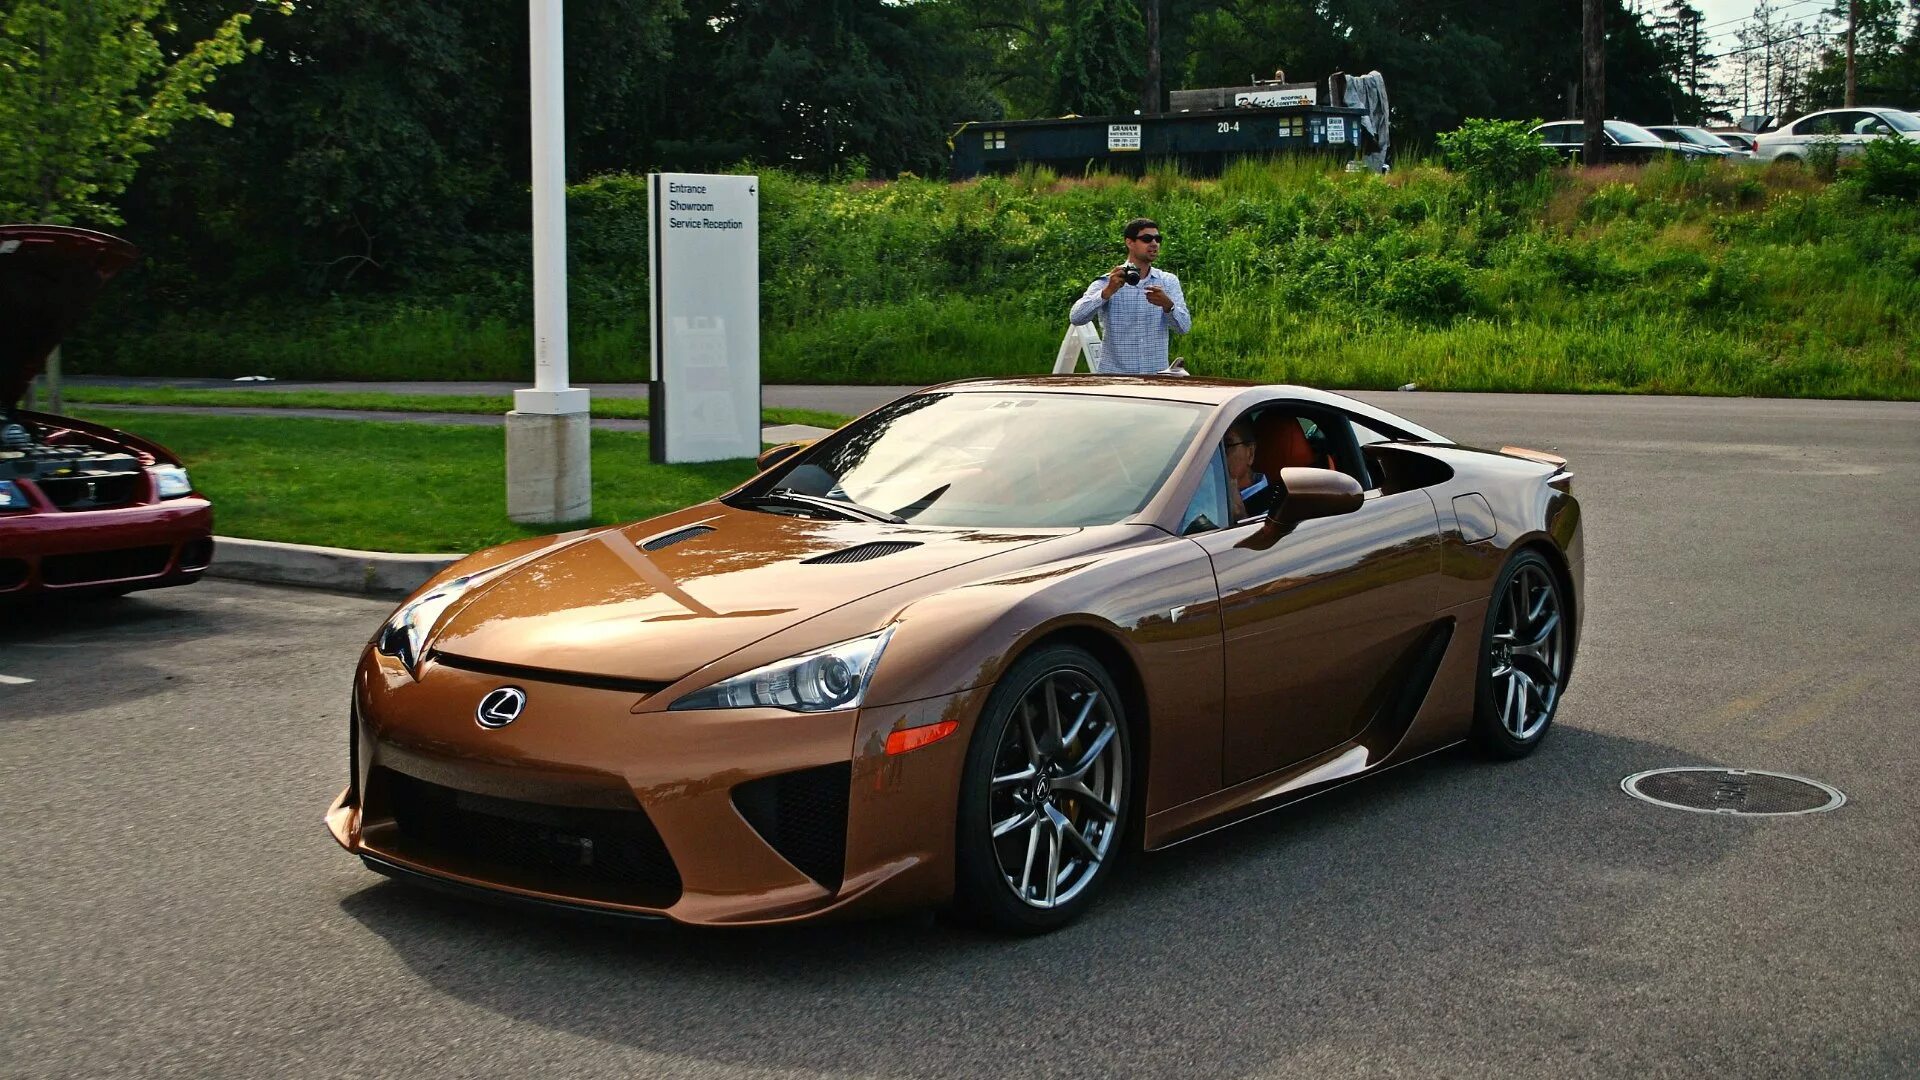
[429, 507, 1064, 683]
[1, 225, 139, 407]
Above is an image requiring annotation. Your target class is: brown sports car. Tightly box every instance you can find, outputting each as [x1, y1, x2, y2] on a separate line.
[328, 377, 1582, 932]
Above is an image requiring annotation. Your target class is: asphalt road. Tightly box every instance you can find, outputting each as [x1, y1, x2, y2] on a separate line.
[4, 393, 1918, 1078]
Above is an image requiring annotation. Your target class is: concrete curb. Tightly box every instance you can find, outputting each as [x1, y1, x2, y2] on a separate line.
[206, 536, 462, 598]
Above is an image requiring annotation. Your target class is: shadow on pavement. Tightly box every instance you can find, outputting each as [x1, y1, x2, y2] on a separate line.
[339, 727, 1749, 1079]
[0, 590, 288, 722]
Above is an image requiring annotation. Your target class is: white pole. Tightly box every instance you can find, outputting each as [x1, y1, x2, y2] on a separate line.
[530, 0, 567, 395]
[506, 0, 590, 523]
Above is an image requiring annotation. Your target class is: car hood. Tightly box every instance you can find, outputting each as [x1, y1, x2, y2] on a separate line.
[1, 225, 139, 407]
[429, 506, 1069, 682]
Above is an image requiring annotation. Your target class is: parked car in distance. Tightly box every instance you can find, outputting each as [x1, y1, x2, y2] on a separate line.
[1709, 129, 1760, 153]
[1645, 124, 1749, 158]
[1529, 120, 1711, 163]
[1753, 107, 1920, 163]
[0, 225, 214, 599]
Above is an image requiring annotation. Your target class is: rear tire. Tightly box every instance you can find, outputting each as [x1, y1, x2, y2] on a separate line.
[1470, 550, 1572, 759]
[952, 645, 1131, 934]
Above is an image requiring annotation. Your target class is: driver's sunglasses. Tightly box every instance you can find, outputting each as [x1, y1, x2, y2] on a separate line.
[1133, 233, 1163, 244]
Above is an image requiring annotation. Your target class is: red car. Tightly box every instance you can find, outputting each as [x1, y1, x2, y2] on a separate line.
[1, 225, 212, 598]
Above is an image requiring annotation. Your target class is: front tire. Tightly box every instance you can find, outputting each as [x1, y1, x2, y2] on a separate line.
[1470, 550, 1572, 759]
[953, 645, 1131, 934]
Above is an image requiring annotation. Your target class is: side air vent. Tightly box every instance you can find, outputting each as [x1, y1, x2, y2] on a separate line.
[801, 541, 921, 565]
[732, 762, 852, 891]
[640, 525, 715, 552]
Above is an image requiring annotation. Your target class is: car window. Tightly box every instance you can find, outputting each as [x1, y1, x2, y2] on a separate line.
[1883, 110, 1920, 133]
[751, 391, 1209, 528]
[1820, 110, 1866, 135]
[1178, 447, 1231, 535]
[1536, 124, 1572, 143]
[1605, 121, 1663, 145]
[1794, 113, 1836, 136]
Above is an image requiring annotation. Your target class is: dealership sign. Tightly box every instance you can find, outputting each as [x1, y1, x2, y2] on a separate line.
[647, 173, 760, 463]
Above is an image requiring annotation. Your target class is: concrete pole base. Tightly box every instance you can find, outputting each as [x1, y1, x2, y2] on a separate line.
[505, 409, 592, 524]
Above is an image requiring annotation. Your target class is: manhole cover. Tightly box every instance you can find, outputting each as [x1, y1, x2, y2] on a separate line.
[1622, 768, 1844, 816]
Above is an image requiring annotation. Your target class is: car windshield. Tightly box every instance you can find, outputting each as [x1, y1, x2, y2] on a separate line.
[1605, 121, 1663, 144]
[746, 391, 1208, 528]
[1715, 132, 1750, 147]
[1882, 110, 1920, 132]
[1676, 127, 1724, 147]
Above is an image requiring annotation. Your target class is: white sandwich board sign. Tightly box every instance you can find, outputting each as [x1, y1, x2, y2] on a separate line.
[647, 173, 760, 463]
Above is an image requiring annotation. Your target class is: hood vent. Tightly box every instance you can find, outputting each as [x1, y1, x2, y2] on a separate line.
[802, 540, 922, 565]
[640, 524, 715, 552]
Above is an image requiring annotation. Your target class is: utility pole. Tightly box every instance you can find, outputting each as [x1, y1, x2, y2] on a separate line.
[1845, 0, 1859, 107]
[1583, 0, 1606, 165]
[1141, 0, 1161, 115]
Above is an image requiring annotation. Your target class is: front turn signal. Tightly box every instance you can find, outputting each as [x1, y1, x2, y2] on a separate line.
[885, 720, 958, 756]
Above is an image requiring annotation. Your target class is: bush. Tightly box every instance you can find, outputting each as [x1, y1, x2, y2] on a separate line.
[1849, 135, 1920, 203]
[1379, 256, 1474, 321]
[1806, 136, 1845, 181]
[1436, 118, 1562, 195]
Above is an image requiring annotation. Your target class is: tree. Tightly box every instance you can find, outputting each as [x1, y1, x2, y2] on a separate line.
[115, 0, 684, 294]
[1653, 2, 1725, 122]
[0, 0, 284, 225]
[1049, 0, 1146, 116]
[1802, 0, 1912, 108]
[644, 0, 984, 177]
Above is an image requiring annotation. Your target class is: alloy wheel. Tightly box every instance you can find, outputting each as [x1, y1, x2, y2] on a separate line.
[986, 670, 1125, 909]
[1488, 562, 1567, 742]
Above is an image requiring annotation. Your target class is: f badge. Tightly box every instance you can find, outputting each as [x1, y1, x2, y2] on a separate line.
[476, 686, 527, 728]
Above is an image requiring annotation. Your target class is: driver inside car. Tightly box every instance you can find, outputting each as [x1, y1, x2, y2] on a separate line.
[1223, 418, 1267, 521]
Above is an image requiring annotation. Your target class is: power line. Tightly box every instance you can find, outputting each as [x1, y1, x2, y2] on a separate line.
[1713, 27, 1831, 59]
[1697, 0, 1830, 34]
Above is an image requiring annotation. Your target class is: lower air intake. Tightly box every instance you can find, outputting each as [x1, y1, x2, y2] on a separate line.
[41, 545, 170, 586]
[732, 762, 852, 891]
[379, 768, 682, 906]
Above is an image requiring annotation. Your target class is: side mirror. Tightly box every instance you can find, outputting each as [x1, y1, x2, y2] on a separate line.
[1270, 467, 1364, 524]
[756, 440, 812, 472]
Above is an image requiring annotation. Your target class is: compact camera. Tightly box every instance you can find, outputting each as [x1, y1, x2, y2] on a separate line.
[1122, 264, 1141, 286]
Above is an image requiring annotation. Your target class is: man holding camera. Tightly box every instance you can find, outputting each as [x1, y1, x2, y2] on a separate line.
[1068, 217, 1192, 374]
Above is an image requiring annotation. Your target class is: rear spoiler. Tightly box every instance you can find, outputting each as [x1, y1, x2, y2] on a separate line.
[1500, 445, 1574, 491]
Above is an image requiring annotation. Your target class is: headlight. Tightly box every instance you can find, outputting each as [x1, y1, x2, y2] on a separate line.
[669, 627, 896, 713]
[0, 480, 28, 511]
[376, 567, 507, 676]
[149, 465, 192, 499]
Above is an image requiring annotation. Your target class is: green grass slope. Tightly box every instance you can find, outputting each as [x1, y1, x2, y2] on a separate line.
[81, 157, 1918, 399]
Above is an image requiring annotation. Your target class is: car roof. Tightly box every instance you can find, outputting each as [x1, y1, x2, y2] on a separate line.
[918, 376, 1450, 443]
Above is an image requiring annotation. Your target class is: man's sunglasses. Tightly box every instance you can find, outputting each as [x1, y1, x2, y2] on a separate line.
[1132, 233, 1163, 243]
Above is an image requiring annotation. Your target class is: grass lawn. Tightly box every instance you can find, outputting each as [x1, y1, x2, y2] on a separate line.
[62, 386, 851, 431]
[75, 411, 763, 553]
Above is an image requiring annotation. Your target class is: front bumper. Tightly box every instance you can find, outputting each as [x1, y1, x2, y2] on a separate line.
[0, 497, 213, 596]
[328, 649, 987, 926]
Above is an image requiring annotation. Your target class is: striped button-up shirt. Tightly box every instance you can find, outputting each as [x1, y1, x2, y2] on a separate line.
[1068, 267, 1192, 374]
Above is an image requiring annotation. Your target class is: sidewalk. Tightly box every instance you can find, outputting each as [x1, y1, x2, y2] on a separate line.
[67, 376, 920, 418]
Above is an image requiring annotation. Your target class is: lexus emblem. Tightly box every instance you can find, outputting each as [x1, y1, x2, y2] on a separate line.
[476, 686, 527, 728]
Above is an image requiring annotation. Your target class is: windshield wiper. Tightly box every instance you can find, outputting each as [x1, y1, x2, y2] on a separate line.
[749, 489, 906, 524]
